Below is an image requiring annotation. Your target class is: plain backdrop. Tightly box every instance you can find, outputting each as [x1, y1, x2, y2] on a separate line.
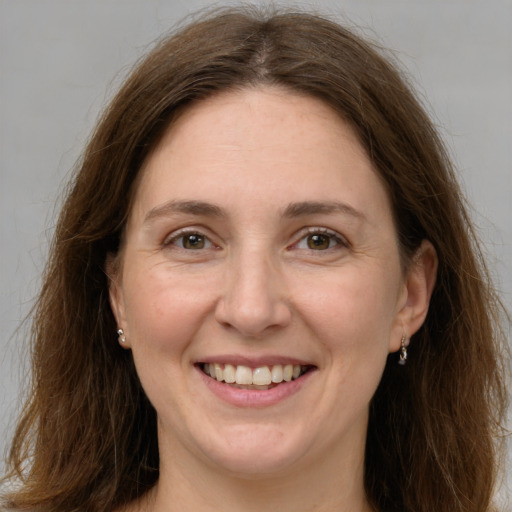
[1, 0, 511, 504]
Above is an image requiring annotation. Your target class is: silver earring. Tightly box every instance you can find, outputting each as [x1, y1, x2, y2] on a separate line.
[398, 335, 408, 365]
[117, 328, 126, 344]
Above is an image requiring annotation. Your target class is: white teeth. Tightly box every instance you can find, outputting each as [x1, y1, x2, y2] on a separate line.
[223, 364, 236, 383]
[283, 364, 293, 382]
[203, 363, 306, 386]
[271, 365, 283, 383]
[235, 365, 253, 385]
[214, 363, 223, 381]
[253, 366, 272, 385]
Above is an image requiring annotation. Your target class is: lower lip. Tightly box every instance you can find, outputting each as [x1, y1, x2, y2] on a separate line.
[196, 366, 313, 408]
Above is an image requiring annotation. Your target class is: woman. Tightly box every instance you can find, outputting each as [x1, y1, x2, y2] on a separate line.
[2, 7, 508, 512]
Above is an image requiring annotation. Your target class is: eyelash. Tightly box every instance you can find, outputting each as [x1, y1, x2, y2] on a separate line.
[163, 227, 348, 252]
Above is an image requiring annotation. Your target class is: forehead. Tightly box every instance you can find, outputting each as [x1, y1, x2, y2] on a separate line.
[131, 86, 391, 225]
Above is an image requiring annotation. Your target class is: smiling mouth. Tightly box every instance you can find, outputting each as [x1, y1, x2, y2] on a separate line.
[200, 363, 314, 390]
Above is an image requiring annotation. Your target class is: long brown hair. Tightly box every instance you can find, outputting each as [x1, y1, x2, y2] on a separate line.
[2, 6, 508, 511]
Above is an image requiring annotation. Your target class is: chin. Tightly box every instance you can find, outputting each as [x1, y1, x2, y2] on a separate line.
[196, 423, 309, 477]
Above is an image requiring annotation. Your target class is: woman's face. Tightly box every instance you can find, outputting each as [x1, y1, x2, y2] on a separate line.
[110, 87, 428, 478]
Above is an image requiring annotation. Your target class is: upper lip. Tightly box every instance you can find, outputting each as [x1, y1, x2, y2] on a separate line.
[196, 354, 316, 368]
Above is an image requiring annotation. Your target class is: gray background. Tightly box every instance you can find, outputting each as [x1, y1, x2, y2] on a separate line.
[1, 0, 510, 504]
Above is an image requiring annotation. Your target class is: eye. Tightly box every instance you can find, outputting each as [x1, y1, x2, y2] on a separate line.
[180, 233, 208, 249]
[305, 233, 333, 250]
[293, 228, 347, 251]
[164, 230, 214, 250]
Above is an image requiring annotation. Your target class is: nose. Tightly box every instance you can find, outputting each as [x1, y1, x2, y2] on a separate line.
[214, 249, 292, 338]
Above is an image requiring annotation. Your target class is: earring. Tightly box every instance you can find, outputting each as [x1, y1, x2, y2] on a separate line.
[398, 335, 408, 365]
[117, 328, 126, 344]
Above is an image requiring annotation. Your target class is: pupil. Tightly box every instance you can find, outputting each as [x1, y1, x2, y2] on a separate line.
[184, 234, 204, 249]
[308, 234, 329, 250]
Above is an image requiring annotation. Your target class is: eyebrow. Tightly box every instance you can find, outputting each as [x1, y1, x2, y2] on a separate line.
[143, 199, 365, 225]
[144, 200, 226, 224]
[282, 200, 366, 221]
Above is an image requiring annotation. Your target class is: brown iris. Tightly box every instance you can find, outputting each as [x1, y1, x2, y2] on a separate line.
[307, 233, 331, 250]
[183, 234, 205, 249]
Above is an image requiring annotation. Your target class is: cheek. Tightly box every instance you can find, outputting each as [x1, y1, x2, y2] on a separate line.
[121, 268, 218, 416]
[122, 265, 216, 358]
[299, 269, 399, 337]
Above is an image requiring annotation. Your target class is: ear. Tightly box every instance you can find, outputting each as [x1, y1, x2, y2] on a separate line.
[105, 253, 131, 348]
[390, 240, 438, 352]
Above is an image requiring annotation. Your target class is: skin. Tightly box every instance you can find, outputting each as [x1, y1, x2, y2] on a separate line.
[109, 86, 437, 512]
